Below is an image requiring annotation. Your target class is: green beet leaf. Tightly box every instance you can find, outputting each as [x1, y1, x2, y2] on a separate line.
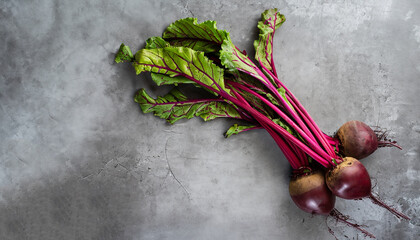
[253, 9, 285, 72]
[224, 124, 258, 138]
[135, 88, 241, 124]
[163, 18, 229, 53]
[115, 43, 134, 63]
[144, 37, 195, 86]
[132, 46, 230, 95]
[145, 37, 171, 49]
[220, 37, 271, 86]
[168, 38, 221, 53]
[273, 118, 304, 143]
[150, 73, 195, 86]
[277, 87, 294, 111]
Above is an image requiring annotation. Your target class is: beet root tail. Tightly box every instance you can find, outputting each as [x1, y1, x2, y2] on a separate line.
[369, 194, 410, 220]
[329, 208, 376, 239]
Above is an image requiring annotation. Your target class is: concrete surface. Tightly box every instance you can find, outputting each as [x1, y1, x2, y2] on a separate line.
[1, 0, 419, 239]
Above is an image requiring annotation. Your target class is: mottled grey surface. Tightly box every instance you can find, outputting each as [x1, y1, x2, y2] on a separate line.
[1, 0, 419, 239]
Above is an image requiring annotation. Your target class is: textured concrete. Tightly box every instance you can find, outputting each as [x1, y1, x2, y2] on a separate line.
[1, 0, 419, 239]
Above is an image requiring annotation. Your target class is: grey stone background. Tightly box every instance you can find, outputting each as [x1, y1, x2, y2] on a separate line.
[1, 0, 419, 239]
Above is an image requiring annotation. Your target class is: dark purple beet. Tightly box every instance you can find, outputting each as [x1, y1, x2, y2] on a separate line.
[336, 120, 378, 159]
[325, 157, 371, 199]
[289, 171, 336, 215]
[326, 157, 410, 220]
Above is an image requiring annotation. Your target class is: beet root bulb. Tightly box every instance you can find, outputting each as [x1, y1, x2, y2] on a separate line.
[289, 171, 336, 215]
[325, 157, 372, 200]
[336, 120, 378, 159]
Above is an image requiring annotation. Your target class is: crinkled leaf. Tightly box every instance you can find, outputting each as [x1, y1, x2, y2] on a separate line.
[273, 119, 304, 142]
[235, 88, 274, 118]
[115, 43, 134, 63]
[168, 39, 221, 53]
[227, 73, 279, 117]
[132, 46, 230, 95]
[253, 9, 285, 72]
[233, 86, 294, 119]
[224, 124, 258, 138]
[277, 87, 294, 111]
[273, 118, 295, 135]
[244, 75, 294, 111]
[151, 73, 195, 86]
[265, 92, 278, 106]
[163, 18, 229, 53]
[198, 101, 242, 121]
[135, 88, 241, 124]
[220, 37, 270, 85]
[144, 38, 196, 86]
[245, 83, 278, 107]
[145, 37, 171, 49]
[233, 73, 278, 106]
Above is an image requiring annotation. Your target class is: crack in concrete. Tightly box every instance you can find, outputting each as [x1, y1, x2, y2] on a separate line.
[164, 136, 191, 200]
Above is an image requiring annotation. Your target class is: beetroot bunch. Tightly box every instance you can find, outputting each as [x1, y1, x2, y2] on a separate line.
[115, 9, 409, 238]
